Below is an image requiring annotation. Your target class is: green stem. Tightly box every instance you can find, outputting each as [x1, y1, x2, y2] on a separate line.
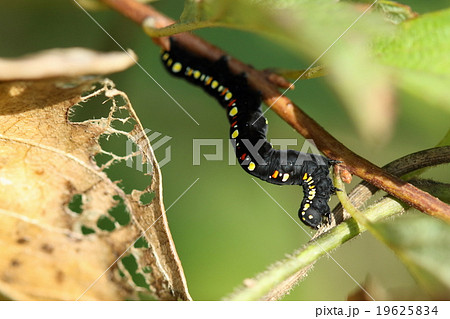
[226, 196, 404, 301]
[226, 180, 450, 301]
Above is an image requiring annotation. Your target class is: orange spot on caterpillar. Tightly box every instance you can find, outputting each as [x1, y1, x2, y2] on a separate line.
[228, 99, 237, 107]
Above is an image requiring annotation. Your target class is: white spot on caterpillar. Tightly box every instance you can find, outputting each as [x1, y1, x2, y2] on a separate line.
[282, 173, 289, 182]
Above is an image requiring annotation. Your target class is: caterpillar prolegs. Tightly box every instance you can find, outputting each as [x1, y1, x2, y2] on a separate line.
[161, 38, 337, 228]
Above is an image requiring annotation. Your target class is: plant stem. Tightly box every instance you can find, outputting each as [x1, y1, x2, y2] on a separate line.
[227, 197, 403, 301]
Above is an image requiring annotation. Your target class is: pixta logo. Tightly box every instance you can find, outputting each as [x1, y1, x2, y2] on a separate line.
[126, 128, 172, 173]
[192, 138, 323, 165]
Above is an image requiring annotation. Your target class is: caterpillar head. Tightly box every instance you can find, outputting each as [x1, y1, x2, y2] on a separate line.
[298, 195, 331, 229]
[298, 206, 323, 229]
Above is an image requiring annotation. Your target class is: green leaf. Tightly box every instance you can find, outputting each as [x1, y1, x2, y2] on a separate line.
[373, 8, 450, 112]
[373, 214, 450, 298]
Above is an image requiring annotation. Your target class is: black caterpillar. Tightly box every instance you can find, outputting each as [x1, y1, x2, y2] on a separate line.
[161, 38, 337, 228]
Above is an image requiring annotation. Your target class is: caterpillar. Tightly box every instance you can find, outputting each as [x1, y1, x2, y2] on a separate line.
[161, 38, 337, 228]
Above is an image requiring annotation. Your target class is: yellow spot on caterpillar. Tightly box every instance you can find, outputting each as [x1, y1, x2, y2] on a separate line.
[309, 185, 315, 189]
[224, 92, 233, 101]
[306, 176, 312, 182]
[303, 203, 310, 210]
[231, 130, 239, 139]
[265, 119, 269, 125]
[211, 80, 219, 89]
[308, 180, 314, 185]
[301, 211, 305, 215]
[282, 173, 289, 182]
[248, 162, 256, 171]
[172, 62, 182, 73]
[308, 215, 313, 220]
[303, 173, 308, 180]
[302, 217, 306, 221]
[229, 107, 238, 116]
[162, 53, 170, 61]
[193, 70, 201, 79]
[167, 58, 173, 66]
[308, 195, 314, 200]
[271, 170, 279, 178]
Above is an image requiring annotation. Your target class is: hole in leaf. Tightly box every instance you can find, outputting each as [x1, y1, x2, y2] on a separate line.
[121, 254, 150, 290]
[68, 194, 83, 214]
[98, 134, 130, 157]
[81, 225, 96, 235]
[69, 92, 111, 123]
[134, 237, 149, 249]
[139, 192, 155, 205]
[133, 273, 150, 289]
[97, 215, 116, 231]
[102, 160, 150, 194]
[142, 266, 152, 274]
[108, 196, 130, 226]
[109, 109, 137, 132]
[122, 254, 138, 274]
[94, 152, 112, 167]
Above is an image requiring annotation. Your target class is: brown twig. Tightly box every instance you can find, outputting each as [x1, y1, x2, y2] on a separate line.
[99, 0, 450, 221]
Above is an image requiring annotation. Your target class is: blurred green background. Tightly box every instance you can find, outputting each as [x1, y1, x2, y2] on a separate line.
[1, 0, 449, 300]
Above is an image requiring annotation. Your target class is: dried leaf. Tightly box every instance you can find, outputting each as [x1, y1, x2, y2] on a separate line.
[0, 48, 190, 300]
[0, 48, 137, 80]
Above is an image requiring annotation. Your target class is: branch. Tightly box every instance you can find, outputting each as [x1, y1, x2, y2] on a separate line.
[98, 0, 450, 220]
[332, 146, 450, 224]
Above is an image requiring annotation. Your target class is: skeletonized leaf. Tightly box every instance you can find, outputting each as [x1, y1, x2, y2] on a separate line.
[0, 48, 190, 300]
